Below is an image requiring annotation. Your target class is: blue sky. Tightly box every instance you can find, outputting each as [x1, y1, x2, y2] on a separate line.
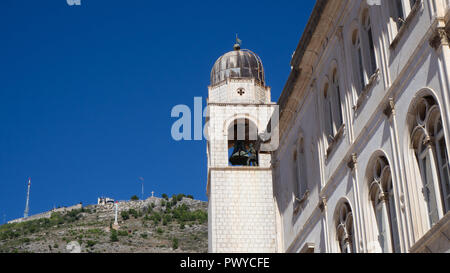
[0, 0, 314, 223]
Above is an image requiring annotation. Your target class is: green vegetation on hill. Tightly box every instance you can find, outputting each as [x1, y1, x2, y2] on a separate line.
[0, 195, 207, 253]
[0, 208, 90, 241]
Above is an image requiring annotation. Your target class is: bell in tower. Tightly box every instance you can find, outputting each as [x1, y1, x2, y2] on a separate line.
[229, 140, 250, 166]
[227, 119, 260, 166]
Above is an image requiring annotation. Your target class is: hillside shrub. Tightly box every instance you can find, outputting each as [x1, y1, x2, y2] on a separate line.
[172, 238, 179, 250]
[121, 211, 130, 221]
[130, 195, 139, 201]
[110, 230, 118, 242]
[128, 209, 139, 218]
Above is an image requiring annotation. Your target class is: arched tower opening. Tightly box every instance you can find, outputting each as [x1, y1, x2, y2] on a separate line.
[227, 118, 259, 166]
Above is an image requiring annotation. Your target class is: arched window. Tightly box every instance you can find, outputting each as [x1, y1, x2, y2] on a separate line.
[292, 137, 308, 202]
[292, 149, 300, 198]
[324, 70, 344, 143]
[351, 9, 378, 96]
[323, 83, 334, 140]
[331, 69, 344, 132]
[336, 202, 354, 253]
[368, 156, 400, 253]
[362, 11, 377, 77]
[411, 96, 450, 228]
[352, 30, 365, 95]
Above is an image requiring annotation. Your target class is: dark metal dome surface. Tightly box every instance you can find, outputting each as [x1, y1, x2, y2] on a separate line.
[211, 47, 265, 86]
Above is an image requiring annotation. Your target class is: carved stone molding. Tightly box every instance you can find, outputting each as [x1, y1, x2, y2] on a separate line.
[379, 191, 388, 202]
[347, 153, 357, 170]
[422, 135, 435, 147]
[319, 196, 327, 213]
[429, 26, 450, 50]
[383, 98, 396, 118]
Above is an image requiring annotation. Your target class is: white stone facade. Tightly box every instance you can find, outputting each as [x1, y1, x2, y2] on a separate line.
[273, 0, 450, 253]
[208, 169, 276, 253]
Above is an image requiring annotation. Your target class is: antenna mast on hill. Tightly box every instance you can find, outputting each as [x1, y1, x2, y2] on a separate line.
[24, 178, 31, 218]
[139, 177, 144, 200]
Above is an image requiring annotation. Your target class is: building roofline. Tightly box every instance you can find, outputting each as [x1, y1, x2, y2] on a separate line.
[277, 0, 329, 111]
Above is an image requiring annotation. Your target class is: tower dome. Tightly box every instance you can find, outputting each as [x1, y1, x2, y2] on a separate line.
[210, 45, 265, 86]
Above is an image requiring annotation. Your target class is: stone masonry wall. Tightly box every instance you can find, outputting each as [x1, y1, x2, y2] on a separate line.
[209, 168, 277, 253]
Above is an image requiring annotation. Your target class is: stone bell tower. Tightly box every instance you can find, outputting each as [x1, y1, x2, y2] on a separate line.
[206, 41, 278, 253]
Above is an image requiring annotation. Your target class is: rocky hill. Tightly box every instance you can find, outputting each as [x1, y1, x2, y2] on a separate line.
[0, 195, 208, 253]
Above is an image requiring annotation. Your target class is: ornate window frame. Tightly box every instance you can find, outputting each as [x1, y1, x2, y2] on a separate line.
[324, 66, 346, 158]
[368, 156, 401, 253]
[335, 202, 355, 253]
[410, 96, 450, 228]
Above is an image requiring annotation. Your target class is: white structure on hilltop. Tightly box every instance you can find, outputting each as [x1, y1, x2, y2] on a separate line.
[271, 0, 450, 253]
[206, 42, 278, 253]
[97, 197, 114, 206]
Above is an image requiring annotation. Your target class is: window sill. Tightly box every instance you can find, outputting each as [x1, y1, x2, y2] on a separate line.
[326, 124, 345, 159]
[390, 0, 422, 49]
[293, 190, 310, 215]
[353, 68, 380, 112]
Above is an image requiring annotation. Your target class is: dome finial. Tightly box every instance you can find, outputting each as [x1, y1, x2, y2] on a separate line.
[234, 34, 242, 51]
